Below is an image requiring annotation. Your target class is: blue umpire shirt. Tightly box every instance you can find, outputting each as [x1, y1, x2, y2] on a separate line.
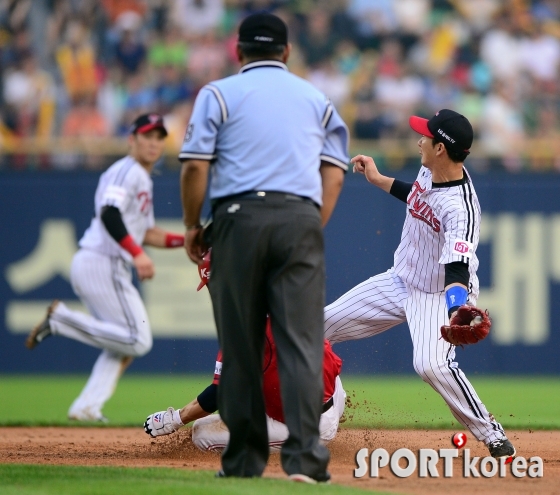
[179, 60, 349, 206]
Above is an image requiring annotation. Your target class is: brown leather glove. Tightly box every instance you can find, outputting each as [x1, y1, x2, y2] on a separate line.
[440, 306, 491, 346]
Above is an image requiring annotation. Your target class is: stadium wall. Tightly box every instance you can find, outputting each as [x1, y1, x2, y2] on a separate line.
[2, 169, 559, 375]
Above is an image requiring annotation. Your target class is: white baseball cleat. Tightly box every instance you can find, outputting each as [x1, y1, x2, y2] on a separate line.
[144, 407, 182, 438]
[68, 409, 108, 423]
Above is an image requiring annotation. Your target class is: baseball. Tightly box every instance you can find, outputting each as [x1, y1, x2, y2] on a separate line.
[471, 316, 482, 326]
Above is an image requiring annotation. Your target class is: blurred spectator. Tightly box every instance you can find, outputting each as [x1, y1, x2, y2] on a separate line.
[526, 103, 560, 171]
[97, 67, 127, 135]
[113, 13, 147, 75]
[121, 72, 157, 133]
[393, 0, 431, 35]
[55, 20, 98, 100]
[519, 21, 560, 88]
[423, 73, 459, 113]
[0, 0, 32, 33]
[171, 0, 225, 38]
[155, 64, 192, 114]
[0, 0, 559, 172]
[333, 40, 361, 75]
[377, 38, 403, 77]
[450, 0, 502, 33]
[298, 9, 338, 67]
[480, 14, 523, 82]
[148, 26, 188, 69]
[187, 31, 228, 87]
[3, 53, 55, 137]
[424, 18, 460, 74]
[62, 96, 109, 139]
[455, 84, 485, 133]
[531, 0, 560, 23]
[101, 0, 147, 24]
[354, 99, 393, 139]
[348, 0, 397, 41]
[375, 63, 424, 134]
[480, 82, 525, 170]
[307, 60, 350, 109]
[60, 96, 110, 170]
[1, 28, 32, 70]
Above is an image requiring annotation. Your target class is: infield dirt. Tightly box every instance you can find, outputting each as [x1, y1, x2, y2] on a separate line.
[0, 427, 557, 495]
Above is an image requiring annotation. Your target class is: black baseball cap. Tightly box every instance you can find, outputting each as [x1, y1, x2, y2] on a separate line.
[238, 12, 288, 45]
[409, 109, 473, 154]
[130, 113, 168, 137]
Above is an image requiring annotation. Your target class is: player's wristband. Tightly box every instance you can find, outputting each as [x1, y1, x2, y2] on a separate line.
[119, 234, 143, 258]
[445, 286, 468, 318]
[165, 233, 185, 248]
[186, 223, 202, 231]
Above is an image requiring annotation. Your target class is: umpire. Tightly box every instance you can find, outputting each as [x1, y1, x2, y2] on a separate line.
[179, 12, 348, 482]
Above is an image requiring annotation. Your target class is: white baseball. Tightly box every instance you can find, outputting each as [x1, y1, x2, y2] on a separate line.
[471, 316, 482, 326]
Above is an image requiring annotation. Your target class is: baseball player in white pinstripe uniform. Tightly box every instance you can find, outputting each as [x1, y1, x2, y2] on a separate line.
[26, 114, 185, 422]
[325, 110, 516, 459]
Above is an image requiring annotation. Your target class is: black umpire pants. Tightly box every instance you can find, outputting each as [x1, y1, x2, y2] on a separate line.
[208, 193, 330, 478]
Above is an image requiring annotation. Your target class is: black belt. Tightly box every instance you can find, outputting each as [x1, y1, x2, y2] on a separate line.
[322, 396, 334, 414]
[212, 191, 319, 210]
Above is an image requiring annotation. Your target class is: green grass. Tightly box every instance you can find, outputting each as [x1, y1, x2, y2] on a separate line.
[0, 374, 558, 429]
[0, 464, 386, 495]
[341, 375, 560, 429]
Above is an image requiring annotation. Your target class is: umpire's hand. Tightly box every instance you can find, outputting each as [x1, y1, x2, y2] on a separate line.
[185, 227, 206, 264]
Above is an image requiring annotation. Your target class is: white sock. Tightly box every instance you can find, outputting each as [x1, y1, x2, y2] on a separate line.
[69, 350, 125, 417]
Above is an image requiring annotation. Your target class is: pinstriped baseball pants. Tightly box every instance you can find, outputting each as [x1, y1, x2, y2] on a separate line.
[48, 249, 152, 419]
[324, 268, 506, 444]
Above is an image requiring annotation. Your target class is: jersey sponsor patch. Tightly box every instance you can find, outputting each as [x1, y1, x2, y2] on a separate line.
[102, 185, 127, 208]
[452, 239, 474, 258]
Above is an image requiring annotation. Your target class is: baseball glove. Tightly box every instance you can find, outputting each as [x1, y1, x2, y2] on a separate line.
[440, 305, 491, 346]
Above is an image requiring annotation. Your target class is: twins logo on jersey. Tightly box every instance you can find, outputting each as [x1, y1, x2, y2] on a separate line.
[407, 181, 441, 232]
[137, 191, 152, 214]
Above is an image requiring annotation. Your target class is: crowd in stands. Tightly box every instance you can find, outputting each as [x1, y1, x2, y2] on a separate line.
[1, 0, 560, 171]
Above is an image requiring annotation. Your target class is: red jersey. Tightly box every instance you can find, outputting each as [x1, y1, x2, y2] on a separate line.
[212, 319, 342, 423]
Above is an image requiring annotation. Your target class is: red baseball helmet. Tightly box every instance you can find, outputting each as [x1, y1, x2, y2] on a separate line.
[197, 249, 211, 291]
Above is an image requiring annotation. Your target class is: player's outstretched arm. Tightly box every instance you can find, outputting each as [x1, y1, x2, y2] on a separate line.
[351, 155, 395, 193]
[179, 397, 211, 425]
[144, 387, 214, 438]
[143, 227, 185, 248]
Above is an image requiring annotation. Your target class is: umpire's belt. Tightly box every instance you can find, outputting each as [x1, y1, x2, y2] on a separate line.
[212, 191, 319, 211]
[322, 396, 334, 413]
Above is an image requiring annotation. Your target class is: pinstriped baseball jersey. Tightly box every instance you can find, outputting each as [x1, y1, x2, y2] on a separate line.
[79, 156, 155, 262]
[393, 166, 480, 297]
